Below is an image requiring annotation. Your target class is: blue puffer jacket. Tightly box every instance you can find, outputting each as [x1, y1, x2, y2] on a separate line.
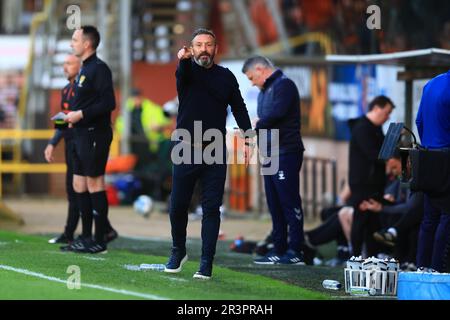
[256, 69, 305, 156]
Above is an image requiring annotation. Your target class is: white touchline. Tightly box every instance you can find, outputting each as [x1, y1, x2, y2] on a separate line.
[0, 264, 170, 300]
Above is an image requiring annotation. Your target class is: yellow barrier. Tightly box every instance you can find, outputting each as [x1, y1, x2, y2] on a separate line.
[0, 129, 56, 140]
[0, 129, 120, 198]
[260, 32, 334, 56]
[0, 163, 66, 173]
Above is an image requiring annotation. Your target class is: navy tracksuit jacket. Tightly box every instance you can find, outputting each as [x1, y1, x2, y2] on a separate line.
[256, 69, 305, 254]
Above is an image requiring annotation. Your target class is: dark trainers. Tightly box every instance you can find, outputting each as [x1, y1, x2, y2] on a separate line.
[105, 229, 118, 243]
[278, 250, 305, 265]
[254, 232, 274, 256]
[164, 249, 188, 273]
[373, 229, 396, 247]
[73, 240, 107, 254]
[49, 233, 72, 244]
[60, 235, 90, 252]
[301, 244, 317, 266]
[253, 251, 282, 264]
[337, 246, 351, 261]
[193, 260, 212, 280]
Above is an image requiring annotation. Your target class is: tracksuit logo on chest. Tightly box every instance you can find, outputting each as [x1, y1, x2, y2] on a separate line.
[278, 171, 285, 180]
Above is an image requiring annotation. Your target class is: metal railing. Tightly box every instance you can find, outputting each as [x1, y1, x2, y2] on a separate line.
[301, 156, 337, 220]
[0, 129, 60, 198]
[256, 156, 338, 220]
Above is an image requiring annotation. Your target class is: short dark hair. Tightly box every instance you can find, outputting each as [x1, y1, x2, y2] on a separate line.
[81, 25, 100, 50]
[368, 95, 395, 111]
[242, 55, 274, 73]
[191, 28, 216, 42]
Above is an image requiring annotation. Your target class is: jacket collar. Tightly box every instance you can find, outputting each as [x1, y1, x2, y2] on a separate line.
[83, 52, 97, 65]
[262, 69, 282, 91]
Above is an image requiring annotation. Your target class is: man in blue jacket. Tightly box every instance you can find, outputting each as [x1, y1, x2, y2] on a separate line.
[242, 56, 305, 265]
[415, 70, 450, 272]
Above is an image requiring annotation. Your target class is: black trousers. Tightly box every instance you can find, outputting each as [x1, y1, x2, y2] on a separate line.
[64, 138, 80, 239]
[169, 161, 226, 263]
[307, 207, 347, 247]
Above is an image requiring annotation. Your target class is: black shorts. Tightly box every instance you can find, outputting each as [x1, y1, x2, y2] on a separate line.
[72, 127, 113, 177]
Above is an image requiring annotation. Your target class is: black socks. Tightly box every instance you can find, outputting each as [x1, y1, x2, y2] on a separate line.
[90, 191, 109, 244]
[76, 191, 93, 239]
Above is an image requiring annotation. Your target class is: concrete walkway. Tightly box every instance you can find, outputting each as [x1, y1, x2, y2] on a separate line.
[0, 196, 274, 242]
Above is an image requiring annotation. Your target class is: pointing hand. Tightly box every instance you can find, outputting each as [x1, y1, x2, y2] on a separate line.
[177, 46, 192, 60]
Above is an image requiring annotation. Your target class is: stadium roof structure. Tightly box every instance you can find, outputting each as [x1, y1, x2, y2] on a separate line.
[326, 48, 450, 130]
[326, 48, 450, 67]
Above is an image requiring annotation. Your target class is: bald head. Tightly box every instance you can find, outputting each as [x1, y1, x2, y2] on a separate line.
[63, 54, 81, 81]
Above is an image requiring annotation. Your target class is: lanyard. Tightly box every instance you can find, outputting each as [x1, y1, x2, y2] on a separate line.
[65, 82, 75, 101]
[62, 81, 75, 112]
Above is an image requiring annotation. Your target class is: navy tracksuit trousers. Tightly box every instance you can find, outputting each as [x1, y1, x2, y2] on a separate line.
[169, 152, 226, 264]
[263, 151, 304, 254]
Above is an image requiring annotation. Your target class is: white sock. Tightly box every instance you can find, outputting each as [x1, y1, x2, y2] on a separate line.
[387, 227, 397, 237]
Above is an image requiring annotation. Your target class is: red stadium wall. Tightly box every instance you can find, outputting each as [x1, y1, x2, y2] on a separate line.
[131, 62, 177, 106]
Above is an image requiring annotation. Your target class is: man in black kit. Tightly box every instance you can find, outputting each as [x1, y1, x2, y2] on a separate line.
[348, 95, 394, 258]
[164, 28, 254, 279]
[65, 25, 117, 254]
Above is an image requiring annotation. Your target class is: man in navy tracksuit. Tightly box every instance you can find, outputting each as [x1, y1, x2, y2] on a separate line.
[164, 29, 253, 279]
[242, 56, 305, 265]
[415, 70, 450, 272]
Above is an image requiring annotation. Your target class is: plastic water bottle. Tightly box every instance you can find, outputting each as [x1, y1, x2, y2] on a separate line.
[140, 263, 166, 272]
[322, 279, 342, 290]
[349, 287, 377, 296]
